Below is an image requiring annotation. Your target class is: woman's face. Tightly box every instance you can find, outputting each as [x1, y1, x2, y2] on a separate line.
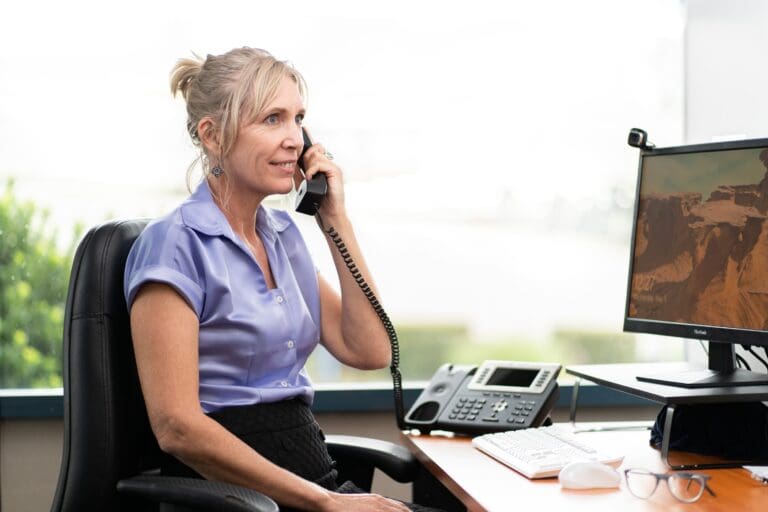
[223, 75, 305, 200]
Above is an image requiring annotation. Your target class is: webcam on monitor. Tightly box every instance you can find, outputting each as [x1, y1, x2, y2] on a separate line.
[627, 128, 655, 150]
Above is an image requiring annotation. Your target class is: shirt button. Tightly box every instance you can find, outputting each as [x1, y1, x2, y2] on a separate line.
[280, 381, 288, 387]
[287, 340, 295, 348]
[276, 295, 284, 304]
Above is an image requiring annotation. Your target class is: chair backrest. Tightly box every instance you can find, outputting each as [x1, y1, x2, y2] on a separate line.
[51, 219, 159, 512]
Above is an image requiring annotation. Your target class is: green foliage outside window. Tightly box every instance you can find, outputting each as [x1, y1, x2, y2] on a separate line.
[0, 180, 79, 388]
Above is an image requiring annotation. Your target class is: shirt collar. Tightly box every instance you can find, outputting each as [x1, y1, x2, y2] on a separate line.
[180, 181, 291, 240]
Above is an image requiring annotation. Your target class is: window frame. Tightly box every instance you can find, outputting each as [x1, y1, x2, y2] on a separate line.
[0, 384, 653, 419]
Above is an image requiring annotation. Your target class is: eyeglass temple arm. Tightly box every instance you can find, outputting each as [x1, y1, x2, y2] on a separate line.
[685, 475, 717, 497]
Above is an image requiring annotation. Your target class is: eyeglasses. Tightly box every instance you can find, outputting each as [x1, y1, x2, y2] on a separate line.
[624, 468, 716, 503]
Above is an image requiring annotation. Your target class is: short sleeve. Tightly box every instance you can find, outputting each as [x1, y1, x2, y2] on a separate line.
[124, 216, 205, 317]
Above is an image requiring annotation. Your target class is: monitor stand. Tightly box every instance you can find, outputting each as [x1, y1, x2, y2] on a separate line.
[636, 341, 768, 388]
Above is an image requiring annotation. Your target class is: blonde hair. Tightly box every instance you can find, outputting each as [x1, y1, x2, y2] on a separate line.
[170, 47, 307, 189]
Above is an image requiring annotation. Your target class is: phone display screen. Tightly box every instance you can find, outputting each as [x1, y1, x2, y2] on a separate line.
[486, 368, 539, 387]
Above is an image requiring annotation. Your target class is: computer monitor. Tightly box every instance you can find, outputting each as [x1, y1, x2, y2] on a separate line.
[624, 137, 768, 388]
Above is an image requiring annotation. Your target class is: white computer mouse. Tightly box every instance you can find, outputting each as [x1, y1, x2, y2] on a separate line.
[558, 460, 621, 490]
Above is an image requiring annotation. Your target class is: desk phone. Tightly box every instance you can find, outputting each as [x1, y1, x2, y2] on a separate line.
[405, 360, 561, 435]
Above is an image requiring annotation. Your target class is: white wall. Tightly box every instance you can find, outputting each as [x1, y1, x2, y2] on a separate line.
[685, 0, 768, 143]
[0, 420, 62, 512]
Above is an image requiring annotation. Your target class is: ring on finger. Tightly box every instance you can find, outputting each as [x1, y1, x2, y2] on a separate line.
[323, 150, 334, 160]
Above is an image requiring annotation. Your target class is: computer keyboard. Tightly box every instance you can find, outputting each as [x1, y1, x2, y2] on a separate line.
[471, 425, 624, 479]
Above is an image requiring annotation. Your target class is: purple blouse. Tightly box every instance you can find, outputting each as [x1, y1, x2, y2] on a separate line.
[124, 181, 320, 413]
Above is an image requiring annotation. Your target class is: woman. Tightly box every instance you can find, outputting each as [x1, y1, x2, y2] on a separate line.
[124, 47, 434, 511]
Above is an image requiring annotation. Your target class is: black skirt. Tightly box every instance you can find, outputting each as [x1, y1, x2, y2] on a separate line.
[161, 398, 338, 490]
[161, 398, 444, 512]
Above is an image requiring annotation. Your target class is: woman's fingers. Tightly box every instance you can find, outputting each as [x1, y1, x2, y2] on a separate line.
[302, 143, 339, 181]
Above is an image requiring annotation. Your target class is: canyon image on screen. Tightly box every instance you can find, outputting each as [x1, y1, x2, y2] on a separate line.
[629, 147, 768, 331]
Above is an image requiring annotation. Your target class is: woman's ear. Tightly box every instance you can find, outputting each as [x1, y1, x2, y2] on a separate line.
[197, 117, 219, 154]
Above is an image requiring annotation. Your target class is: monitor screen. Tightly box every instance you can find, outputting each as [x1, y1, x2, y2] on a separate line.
[625, 138, 768, 348]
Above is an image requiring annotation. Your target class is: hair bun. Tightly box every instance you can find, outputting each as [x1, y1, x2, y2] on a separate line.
[170, 56, 203, 100]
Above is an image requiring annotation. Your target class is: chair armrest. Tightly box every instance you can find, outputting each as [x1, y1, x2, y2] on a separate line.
[117, 475, 278, 512]
[325, 435, 418, 483]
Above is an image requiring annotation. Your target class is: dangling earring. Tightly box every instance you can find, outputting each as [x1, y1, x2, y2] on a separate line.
[211, 165, 223, 177]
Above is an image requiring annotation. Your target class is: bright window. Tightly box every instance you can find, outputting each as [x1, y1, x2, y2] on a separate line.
[0, 0, 685, 387]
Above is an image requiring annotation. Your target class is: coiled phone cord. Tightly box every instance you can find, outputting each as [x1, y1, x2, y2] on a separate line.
[317, 214, 407, 430]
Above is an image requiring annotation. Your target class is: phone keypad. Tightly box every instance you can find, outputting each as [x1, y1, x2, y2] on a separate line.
[448, 397, 485, 421]
[446, 394, 539, 426]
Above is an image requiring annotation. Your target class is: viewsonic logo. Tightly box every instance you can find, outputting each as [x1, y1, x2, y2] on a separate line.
[693, 328, 708, 336]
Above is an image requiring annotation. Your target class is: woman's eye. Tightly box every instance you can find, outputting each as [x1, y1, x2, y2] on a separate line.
[265, 114, 279, 125]
[295, 114, 304, 125]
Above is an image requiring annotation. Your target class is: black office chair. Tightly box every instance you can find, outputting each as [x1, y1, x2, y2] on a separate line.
[50, 219, 418, 511]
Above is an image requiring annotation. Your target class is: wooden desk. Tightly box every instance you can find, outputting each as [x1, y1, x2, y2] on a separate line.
[401, 424, 765, 512]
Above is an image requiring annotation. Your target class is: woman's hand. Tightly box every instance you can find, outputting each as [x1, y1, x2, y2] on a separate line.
[320, 491, 411, 512]
[300, 142, 346, 220]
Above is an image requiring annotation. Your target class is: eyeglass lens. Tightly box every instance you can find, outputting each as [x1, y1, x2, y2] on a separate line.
[625, 469, 659, 499]
[667, 473, 706, 503]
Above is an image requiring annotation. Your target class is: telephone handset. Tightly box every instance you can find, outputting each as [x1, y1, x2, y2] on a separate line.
[405, 360, 561, 436]
[295, 128, 328, 216]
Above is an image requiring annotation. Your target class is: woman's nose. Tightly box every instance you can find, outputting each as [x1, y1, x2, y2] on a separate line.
[284, 126, 303, 149]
